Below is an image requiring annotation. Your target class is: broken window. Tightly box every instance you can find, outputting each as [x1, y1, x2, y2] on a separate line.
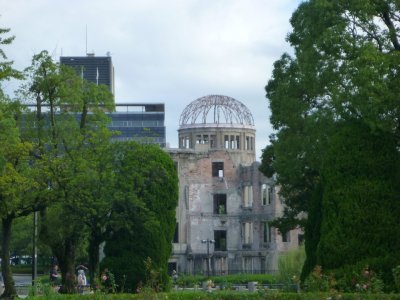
[263, 222, 271, 243]
[173, 223, 179, 243]
[210, 135, 216, 148]
[230, 135, 235, 149]
[224, 135, 229, 149]
[214, 230, 227, 251]
[242, 222, 253, 244]
[213, 194, 227, 214]
[261, 184, 271, 205]
[212, 162, 224, 177]
[243, 186, 253, 207]
[282, 231, 291, 243]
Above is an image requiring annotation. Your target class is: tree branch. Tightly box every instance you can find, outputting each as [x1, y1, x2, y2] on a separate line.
[381, 9, 400, 50]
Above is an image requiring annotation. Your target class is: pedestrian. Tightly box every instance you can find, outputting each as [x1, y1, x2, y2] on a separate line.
[77, 269, 87, 294]
[49, 265, 60, 286]
[172, 270, 178, 284]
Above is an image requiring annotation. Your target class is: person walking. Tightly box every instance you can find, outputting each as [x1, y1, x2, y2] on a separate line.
[77, 269, 87, 294]
[49, 265, 60, 286]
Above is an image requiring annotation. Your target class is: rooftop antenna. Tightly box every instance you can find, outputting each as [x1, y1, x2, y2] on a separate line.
[51, 42, 58, 59]
[85, 24, 88, 55]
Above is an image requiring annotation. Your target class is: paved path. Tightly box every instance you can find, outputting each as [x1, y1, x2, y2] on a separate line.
[13, 274, 32, 286]
[0, 275, 32, 298]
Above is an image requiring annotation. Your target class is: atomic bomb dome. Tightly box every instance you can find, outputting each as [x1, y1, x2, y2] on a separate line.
[169, 95, 302, 277]
[178, 95, 256, 165]
[179, 95, 254, 127]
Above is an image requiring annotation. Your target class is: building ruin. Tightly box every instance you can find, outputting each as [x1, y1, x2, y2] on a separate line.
[168, 95, 302, 275]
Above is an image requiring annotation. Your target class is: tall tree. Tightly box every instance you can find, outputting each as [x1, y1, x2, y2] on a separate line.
[102, 142, 178, 292]
[0, 27, 22, 84]
[0, 25, 31, 299]
[317, 120, 400, 283]
[0, 98, 39, 299]
[262, 0, 400, 286]
[20, 50, 114, 293]
[65, 127, 115, 288]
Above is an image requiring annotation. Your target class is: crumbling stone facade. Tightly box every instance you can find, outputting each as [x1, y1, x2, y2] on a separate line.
[167, 95, 301, 275]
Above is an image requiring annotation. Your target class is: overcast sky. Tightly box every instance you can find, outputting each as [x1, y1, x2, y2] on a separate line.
[1, 0, 300, 160]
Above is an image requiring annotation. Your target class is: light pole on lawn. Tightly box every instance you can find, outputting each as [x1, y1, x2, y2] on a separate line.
[32, 210, 38, 287]
[201, 239, 215, 277]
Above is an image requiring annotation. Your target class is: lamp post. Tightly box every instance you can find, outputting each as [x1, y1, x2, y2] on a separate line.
[32, 210, 38, 288]
[201, 239, 215, 277]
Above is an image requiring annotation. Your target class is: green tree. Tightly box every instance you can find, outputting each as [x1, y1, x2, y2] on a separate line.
[20, 50, 114, 293]
[0, 27, 22, 84]
[102, 141, 178, 292]
[317, 120, 400, 285]
[262, 0, 400, 287]
[0, 98, 39, 299]
[65, 128, 115, 288]
[0, 25, 35, 299]
[9, 215, 33, 259]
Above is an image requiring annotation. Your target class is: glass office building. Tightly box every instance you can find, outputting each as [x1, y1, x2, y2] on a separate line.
[108, 103, 166, 147]
[59, 55, 165, 147]
[24, 103, 166, 147]
[60, 54, 115, 95]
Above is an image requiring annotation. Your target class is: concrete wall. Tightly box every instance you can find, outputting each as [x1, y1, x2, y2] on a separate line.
[168, 145, 302, 276]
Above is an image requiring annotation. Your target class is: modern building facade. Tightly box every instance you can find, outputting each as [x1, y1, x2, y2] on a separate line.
[60, 55, 165, 146]
[24, 102, 166, 148]
[60, 54, 115, 95]
[167, 95, 301, 275]
[108, 103, 166, 147]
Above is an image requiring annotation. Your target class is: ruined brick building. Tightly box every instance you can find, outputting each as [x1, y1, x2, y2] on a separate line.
[167, 95, 302, 275]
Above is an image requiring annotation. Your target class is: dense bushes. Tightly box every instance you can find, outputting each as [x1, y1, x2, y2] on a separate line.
[316, 122, 400, 288]
[101, 142, 178, 292]
[303, 263, 400, 294]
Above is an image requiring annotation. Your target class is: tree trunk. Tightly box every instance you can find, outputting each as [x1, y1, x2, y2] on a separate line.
[57, 238, 77, 294]
[88, 231, 102, 289]
[1, 216, 17, 299]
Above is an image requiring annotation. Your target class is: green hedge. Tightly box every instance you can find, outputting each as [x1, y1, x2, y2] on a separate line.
[175, 274, 278, 287]
[11, 264, 48, 274]
[25, 291, 400, 300]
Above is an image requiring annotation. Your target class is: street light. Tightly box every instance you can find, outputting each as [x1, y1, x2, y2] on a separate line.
[201, 239, 215, 277]
[32, 210, 38, 288]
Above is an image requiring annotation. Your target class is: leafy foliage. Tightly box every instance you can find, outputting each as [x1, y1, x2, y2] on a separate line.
[0, 96, 39, 298]
[0, 27, 22, 84]
[278, 246, 305, 285]
[393, 265, 400, 292]
[101, 141, 178, 292]
[175, 273, 278, 288]
[17, 50, 115, 293]
[261, 0, 400, 288]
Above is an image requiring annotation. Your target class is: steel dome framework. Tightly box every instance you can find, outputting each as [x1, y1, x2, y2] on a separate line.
[179, 95, 254, 126]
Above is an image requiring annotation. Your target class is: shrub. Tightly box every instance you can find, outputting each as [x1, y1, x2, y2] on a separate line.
[175, 274, 203, 288]
[304, 264, 386, 294]
[175, 273, 278, 288]
[278, 245, 305, 287]
[393, 265, 400, 292]
[303, 265, 331, 292]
